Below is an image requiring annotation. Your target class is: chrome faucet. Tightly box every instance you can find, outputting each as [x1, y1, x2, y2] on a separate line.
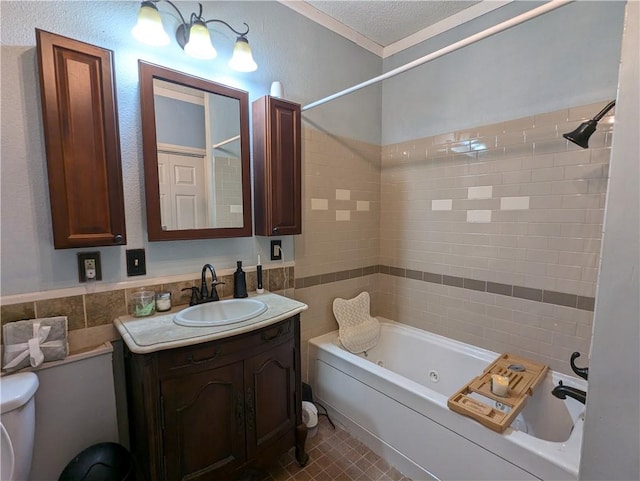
[552, 380, 587, 405]
[181, 264, 225, 306]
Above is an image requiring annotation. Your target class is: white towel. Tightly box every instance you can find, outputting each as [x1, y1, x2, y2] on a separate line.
[332, 292, 380, 353]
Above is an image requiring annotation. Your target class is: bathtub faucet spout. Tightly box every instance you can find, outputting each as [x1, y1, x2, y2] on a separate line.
[552, 380, 586, 405]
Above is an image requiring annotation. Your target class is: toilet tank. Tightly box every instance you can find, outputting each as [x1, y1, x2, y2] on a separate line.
[1, 372, 39, 481]
[28, 343, 119, 480]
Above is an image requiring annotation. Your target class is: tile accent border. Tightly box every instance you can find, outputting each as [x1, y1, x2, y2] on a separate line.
[295, 265, 595, 311]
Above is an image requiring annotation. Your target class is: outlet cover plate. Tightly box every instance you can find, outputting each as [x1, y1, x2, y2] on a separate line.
[270, 240, 282, 261]
[77, 252, 102, 282]
[126, 249, 146, 276]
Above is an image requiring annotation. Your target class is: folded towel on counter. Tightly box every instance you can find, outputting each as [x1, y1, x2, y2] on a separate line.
[2, 316, 68, 371]
[333, 291, 380, 353]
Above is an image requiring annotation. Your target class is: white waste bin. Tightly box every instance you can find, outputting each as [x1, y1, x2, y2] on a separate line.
[301, 401, 318, 438]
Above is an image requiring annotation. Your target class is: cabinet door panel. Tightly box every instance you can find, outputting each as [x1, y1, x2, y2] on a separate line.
[252, 97, 301, 236]
[36, 29, 126, 248]
[269, 102, 300, 234]
[162, 363, 245, 480]
[245, 339, 296, 458]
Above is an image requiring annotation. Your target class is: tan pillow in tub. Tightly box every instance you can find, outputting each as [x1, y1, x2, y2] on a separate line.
[333, 292, 380, 353]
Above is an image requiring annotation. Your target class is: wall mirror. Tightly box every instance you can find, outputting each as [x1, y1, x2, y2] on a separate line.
[139, 61, 252, 240]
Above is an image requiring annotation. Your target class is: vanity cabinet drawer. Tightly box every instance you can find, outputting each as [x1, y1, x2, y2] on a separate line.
[157, 318, 293, 375]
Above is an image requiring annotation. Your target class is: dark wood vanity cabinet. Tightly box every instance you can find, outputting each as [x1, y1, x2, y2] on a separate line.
[125, 316, 307, 481]
[252, 97, 302, 236]
[36, 29, 126, 249]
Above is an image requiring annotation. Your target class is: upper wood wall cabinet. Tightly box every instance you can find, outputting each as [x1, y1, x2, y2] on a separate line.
[36, 29, 126, 249]
[252, 96, 301, 236]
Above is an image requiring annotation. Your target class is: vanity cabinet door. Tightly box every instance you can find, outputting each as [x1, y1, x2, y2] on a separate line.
[36, 29, 126, 248]
[124, 315, 306, 481]
[245, 337, 296, 459]
[161, 361, 246, 480]
[252, 96, 302, 236]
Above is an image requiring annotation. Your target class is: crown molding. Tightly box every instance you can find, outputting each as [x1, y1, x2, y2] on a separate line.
[279, 1, 384, 56]
[382, 1, 513, 58]
[279, 1, 513, 58]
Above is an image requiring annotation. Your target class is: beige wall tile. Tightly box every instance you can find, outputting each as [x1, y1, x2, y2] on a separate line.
[86, 290, 127, 327]
[1, 302, 35, 325]
[36, 295, 85, 331]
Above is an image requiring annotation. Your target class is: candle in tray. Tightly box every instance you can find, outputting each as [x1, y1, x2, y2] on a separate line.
[491, 374, 509, 397]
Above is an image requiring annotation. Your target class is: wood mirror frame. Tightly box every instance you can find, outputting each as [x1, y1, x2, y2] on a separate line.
[139, 61, 252, 241]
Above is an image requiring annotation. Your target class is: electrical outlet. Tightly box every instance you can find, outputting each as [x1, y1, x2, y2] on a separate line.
[126, 249, 146, 276]
[270, 240, 282, 261]
[77, 252, 102, 282]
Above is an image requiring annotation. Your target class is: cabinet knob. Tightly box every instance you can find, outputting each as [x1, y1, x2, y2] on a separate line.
[113, 234, 124, 243]
[272, 226, 279, 233]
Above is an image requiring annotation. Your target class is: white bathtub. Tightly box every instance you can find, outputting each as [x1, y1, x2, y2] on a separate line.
[308, 320, 587, 481]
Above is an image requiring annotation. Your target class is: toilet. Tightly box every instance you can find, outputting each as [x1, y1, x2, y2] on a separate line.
[1, 372, 39, 481]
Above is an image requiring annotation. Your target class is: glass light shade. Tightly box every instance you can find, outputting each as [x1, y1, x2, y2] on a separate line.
[132, 2, 170, 46]
[184, 21, 217, 60]
[229, 37, 257, 72]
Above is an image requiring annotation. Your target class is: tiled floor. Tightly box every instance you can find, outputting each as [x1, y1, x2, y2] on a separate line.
[259, 415, 413, 481]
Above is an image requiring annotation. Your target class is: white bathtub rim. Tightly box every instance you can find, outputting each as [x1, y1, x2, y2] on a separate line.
[309, 321, 585, 478]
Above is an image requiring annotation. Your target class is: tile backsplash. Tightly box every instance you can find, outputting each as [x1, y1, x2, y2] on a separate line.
[1, 266, 293, 353]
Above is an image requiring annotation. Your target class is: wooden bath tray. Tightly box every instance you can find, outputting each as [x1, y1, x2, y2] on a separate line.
[447, 353, 548, 433]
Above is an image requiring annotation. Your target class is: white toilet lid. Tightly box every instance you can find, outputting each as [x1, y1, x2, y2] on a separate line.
[1, 422, 15, 481]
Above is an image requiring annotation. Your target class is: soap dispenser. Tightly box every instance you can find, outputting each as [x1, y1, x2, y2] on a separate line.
[233, 261, 248, 298]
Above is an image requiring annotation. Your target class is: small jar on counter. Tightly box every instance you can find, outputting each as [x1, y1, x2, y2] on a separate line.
[156, 292, 172, 312]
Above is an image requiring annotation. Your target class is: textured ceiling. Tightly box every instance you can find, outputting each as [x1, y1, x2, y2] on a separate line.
[306, 1, 481, 47]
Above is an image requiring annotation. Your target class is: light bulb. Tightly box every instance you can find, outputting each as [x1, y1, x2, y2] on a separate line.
[132, 1, 170, 46]
[229, 37, 257, 72]
[184, 21, 217, 60]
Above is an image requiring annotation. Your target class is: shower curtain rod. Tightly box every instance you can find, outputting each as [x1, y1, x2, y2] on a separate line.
[302, 0, 573, 112]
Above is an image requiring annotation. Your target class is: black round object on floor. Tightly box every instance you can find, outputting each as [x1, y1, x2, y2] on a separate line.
[58, 442, 134, 481]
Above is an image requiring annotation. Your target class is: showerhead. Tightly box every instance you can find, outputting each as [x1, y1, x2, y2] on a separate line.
[563, 100, 616, 149]
[563, 120, 598, 149]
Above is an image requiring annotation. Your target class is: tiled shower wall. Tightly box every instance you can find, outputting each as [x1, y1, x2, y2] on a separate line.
[295, 126, 381, 373]
[378, 101, 612, 374]
[214, 155, 244, 228]
[296, 101, 611, 376]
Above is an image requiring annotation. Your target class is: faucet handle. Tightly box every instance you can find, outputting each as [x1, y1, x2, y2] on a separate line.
[181, 286, 200, 306]
[208, 281, 224, 301]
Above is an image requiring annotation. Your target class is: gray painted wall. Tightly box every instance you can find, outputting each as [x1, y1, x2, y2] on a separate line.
[0, 1, 380, 295]
[154, 95, 206, 148]
[580, 2, 639, 479]
[381, 1, 626, 144]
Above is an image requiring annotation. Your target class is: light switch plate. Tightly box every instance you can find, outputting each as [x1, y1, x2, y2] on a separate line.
[126, 249, 146, 276]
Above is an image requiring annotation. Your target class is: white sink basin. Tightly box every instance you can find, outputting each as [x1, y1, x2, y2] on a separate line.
[174, 299, 267, 327]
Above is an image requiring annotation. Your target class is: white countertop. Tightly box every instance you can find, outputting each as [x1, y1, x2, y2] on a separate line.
[114, 292, 308, 354]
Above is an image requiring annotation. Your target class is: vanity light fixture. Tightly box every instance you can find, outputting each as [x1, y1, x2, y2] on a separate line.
[563, 100, 615, 149]
[132, 0, 257, 72]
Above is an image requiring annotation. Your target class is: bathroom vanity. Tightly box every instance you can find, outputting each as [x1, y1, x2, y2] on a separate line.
[115, 293, 308, 481]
